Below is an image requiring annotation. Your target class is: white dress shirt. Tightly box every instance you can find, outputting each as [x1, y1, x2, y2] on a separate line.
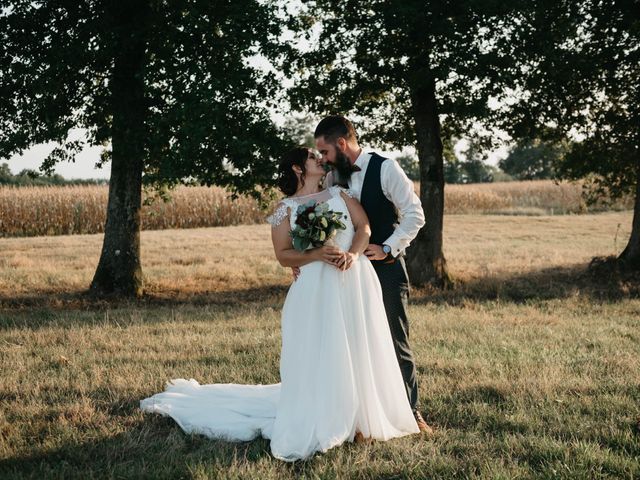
[342, 149, 425, 258]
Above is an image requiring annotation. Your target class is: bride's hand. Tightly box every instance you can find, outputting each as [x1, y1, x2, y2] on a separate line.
[336, 252, 358, 271]
[314, 245, 344, 265]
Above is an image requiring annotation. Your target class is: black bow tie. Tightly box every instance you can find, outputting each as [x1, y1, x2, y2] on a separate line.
[324, 162, 361, 173]
[331, 163, 360, 188]
[333, 160, 361, 176]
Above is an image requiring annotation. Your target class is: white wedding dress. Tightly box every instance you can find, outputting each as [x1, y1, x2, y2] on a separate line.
[140, 186, 419, 461]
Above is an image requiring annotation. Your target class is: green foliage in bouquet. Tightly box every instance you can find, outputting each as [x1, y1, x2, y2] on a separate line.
[290, 201, 347, 252]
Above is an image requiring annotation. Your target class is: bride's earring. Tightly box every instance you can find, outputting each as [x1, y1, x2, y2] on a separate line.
[318, 174, 326, 188]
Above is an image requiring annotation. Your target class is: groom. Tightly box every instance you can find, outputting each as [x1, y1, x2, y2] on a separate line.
[314, 115, 431, 433]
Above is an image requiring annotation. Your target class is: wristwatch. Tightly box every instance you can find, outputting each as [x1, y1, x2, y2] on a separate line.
[382, 244, 392, 257]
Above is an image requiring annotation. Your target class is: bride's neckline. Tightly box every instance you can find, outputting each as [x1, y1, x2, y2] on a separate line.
[288, 188, 328, 199]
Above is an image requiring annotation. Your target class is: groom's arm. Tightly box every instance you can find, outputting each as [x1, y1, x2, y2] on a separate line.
[380, 159, 425, 257]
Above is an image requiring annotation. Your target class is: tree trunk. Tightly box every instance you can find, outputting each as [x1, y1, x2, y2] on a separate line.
[406, 76, 451, 288]
[618, 156, 640, 270]
[90, 1, 148, 297]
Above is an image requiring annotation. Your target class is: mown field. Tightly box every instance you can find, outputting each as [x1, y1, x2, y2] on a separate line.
[1, 211, 639, 479]
[0, 180, 633, 237]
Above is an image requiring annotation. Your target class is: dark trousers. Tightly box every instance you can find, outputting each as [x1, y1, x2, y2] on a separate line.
[371, 256, 419, 411]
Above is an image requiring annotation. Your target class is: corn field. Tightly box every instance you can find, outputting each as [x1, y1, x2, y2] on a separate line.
[443, 180, 633, 215]
[0, 180, 633, 238]
[0, 185, 266, 237]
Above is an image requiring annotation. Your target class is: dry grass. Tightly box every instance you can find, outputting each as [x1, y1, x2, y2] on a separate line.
[1, 212, 639, 478]
[1, 180, 633, 238]
[0, 212, 634, 303]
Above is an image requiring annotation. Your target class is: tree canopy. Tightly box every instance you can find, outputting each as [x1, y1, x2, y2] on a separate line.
[286, 0, 529, 150]
[0, 0, 288, 196]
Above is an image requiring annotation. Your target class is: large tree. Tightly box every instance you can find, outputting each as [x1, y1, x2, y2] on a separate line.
[286, 0, 531, 287]
[506, 0, 640, 269]
[0, 0, 288, 297]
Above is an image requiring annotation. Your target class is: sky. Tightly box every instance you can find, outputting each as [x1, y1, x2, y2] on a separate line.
[5, 138, 109, 179]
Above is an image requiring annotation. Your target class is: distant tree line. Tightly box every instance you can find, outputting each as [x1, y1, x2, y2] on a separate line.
[0, 162, 108, 186]
[396, 137, 565, 184]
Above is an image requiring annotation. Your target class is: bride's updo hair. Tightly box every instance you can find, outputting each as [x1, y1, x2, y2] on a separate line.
[278, 147, 309, 196]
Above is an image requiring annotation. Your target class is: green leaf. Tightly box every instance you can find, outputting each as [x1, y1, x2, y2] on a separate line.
[292, 236, 304, 251]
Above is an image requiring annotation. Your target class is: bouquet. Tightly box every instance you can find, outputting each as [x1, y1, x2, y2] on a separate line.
[290, 200, 347, 251]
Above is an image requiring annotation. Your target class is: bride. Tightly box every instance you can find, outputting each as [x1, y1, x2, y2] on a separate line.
[140, 147, 419, 461]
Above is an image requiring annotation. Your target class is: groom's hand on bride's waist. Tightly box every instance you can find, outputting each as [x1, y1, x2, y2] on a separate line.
[291, 266, 300, 281]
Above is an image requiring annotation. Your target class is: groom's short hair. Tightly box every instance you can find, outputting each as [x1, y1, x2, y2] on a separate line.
[314, 115, 357, 143]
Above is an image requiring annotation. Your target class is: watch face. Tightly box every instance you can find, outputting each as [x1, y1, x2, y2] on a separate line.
[383, 245, 391, 254]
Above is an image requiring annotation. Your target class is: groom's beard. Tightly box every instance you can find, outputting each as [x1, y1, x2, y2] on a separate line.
[331, 150, 361, 187]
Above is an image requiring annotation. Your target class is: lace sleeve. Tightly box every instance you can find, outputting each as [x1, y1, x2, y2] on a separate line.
[266, 202, 290, 227]
[330, 185, 357, 199]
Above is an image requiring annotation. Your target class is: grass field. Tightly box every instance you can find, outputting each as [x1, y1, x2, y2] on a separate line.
[1, 212, 639, 478]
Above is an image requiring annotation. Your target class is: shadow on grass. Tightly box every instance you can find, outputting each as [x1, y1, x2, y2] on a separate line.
[0, 390, 340, 479]
[0, 284, 290, 311]
[421, 381, 640, 462]
[412, 259, 640, 306]
[0, 413, 277, 479]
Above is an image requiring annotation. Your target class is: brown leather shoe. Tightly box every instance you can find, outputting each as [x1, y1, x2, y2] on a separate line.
[354, 431, 373, 444]
[414, 411, 434, 434]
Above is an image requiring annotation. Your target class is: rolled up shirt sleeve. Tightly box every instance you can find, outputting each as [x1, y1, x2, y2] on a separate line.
[380, 159, 426, 257]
